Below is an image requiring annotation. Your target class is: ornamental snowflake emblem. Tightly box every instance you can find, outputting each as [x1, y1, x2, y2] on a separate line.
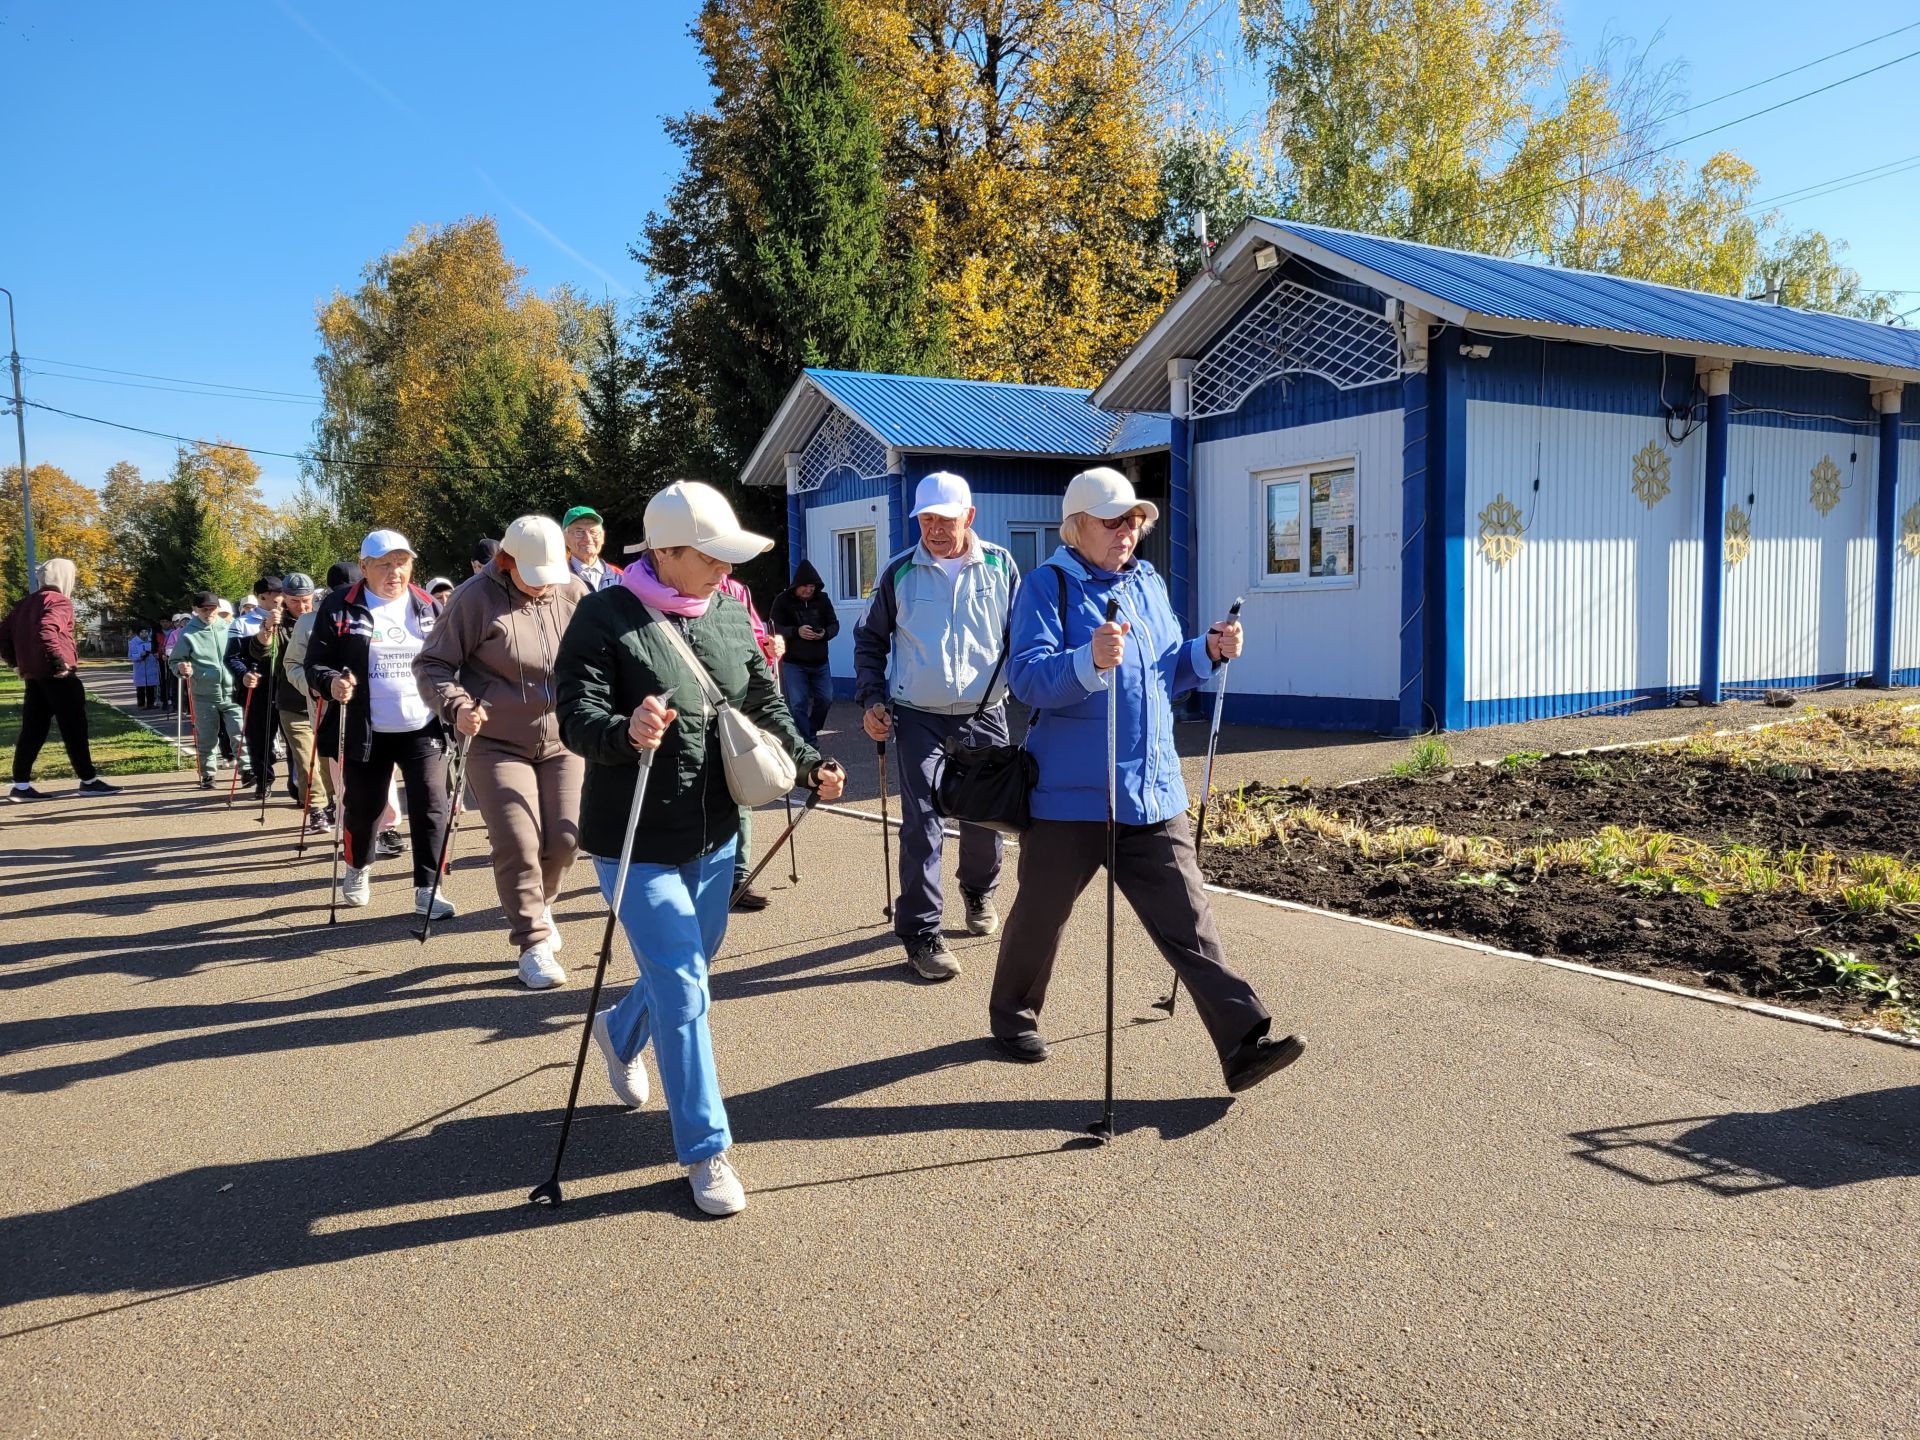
[1903, 503, 1920, 558]
[1725, 504, 1752, 568]
[1809, 456, 1842, 517]
[1630, 440, 1671, 509]
[1477, 493, 1526, 568]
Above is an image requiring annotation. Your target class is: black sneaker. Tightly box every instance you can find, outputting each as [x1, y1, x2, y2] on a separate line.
[962, 888, 999, 937]
[199, 777, 216, 791]
[305, 810, 332, 834]
[905, 937, 960, 981]
[238, 770, 257, 789]
[6, 784, 45, 803]
[731, 885, 771, 912]
[1223, 1032, 1307, 1094]
[375, 828, 405, 860]
[77, 777, 122, 796]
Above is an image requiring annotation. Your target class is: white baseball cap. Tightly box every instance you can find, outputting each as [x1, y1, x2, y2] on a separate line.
[1063, 467, 1160, 525]
[910, 471, 973, 519]
[361, 528, 414, 559]
[500, 514, 572, 587]
[642, 481, 773, 565]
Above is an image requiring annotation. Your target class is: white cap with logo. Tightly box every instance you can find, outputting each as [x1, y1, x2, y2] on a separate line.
[642, 481, 774, 565]
[360, 528, 414, 559]
[1062, 467, 1160, 525]
[500, 515, 572, 587]
[909, 471, 972, 519]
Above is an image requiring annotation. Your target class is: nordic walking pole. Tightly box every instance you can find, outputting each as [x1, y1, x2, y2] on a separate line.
[529, 742, 657, 1209]
[732, 787, 828, 909]
[1154, 596, 1244, 1019]
[325, 672, 354, 924]
[296, 697, 325, 858]
[876, 738, 894, 921]
[228, 684, 254, 808]
[173, 671, 184, 772]
[783, 791, 800, 883]
[1088, 597, 1122, 1147]
[255, 632, 280, 826]
[411, 732, 472, 943]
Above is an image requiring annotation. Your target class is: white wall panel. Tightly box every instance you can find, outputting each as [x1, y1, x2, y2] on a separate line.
[806, 494, 890, 681]
[1464, 401, 1704, 705]
[1721, 425, 1875, 686]
[1193, 409, 1404, 700]
[1892, 436, 1920, 674]
[970, 492, 1062, 563]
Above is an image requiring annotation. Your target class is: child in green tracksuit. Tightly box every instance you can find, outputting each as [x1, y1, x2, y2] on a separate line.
[168, 590, 249, 788]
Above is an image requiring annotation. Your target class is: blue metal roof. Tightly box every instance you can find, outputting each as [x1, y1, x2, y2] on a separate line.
[807, 369, 1168, 456]
[1268, 219, 1920, 374]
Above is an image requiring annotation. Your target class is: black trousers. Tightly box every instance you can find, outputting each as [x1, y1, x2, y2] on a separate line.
[13, 674, 96, 785]
[989, 814, 1270, 1063]
[242, 681, 278, 797]
[342, 724, 450, 889]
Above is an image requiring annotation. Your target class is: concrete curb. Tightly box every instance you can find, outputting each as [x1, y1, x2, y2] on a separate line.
[807, 801, 1920, 1052]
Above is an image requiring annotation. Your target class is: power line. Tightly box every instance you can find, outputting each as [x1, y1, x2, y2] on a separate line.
[1657, 19, 1920, 124]
[17, 398, 530, 474]
[20, 354, 320, 400]
[1470, 44, 1920, 225]
[1743, 151, 1920, 209]
[1746, 156, 1920, 214]
[22, 367, 321, 407]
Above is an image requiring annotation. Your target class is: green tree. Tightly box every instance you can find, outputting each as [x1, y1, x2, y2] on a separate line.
[253, 480, 361, 586]
[97, 460, 161, 621]
[136, 468, 243, 617]
[1154, 128, 1285, 286]
[578, 303, 656, 544]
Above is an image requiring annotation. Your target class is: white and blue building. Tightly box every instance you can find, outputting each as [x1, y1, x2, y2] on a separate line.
[1093, 219, 1920, 731]
[742, 368, 1168, 690]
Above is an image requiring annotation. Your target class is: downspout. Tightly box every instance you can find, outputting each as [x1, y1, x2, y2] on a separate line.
[785, 452, 805, 581]
[1167, 357, 1197, 641]
[1872, 380, 1905, 686]
[887, 447, 909, 558]
[1697, 360, 1733, 706]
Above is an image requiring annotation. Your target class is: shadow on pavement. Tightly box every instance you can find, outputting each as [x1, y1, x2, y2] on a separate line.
[0, 1038, 1232, 1319]
[1568, 1085, 1920, 1194]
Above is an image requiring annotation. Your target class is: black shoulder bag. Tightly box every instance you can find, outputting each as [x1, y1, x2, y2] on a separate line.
[930, 568, 1069, 836]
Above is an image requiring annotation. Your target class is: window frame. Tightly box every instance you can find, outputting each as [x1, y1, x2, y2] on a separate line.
[1006, 522, 1063, 577]
[1250, 456, 1360, 593]
[832, 525, 878, 605]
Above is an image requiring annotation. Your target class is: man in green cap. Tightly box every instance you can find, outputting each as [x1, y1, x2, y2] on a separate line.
[561, 505, 624, 591]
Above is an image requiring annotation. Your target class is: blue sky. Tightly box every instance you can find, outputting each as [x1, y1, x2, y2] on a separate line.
[7, 2, 1915, 508]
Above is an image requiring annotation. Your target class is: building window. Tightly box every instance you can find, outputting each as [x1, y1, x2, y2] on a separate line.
[1256, 462, 1357, 588]
[1007, 524, 1061, 576]
[834, 527, 878, 602]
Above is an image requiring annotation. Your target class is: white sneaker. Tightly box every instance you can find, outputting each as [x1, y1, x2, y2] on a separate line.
[341, 865, 371, 907]
[414, 886, 455, 920]
[688, 1151, 746, 1216]
[541, 905, 564, 953]
[591, 1007, 648, 1106]
[518, 942, 568, 991]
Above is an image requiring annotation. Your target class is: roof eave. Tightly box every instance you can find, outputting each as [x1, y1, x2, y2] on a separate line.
[739, 374, 825, 488]
[1457, 313, 1920, 385]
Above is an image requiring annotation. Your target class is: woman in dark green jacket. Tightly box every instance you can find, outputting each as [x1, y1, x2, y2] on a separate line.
[555, 481, 844, 1217]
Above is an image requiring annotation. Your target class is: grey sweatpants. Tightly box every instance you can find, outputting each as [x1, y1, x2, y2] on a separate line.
[463, 742, 584, 951]
[989, 814, 1271, 1063]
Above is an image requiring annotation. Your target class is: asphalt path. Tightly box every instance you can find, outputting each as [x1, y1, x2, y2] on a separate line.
[1, 762, 1916, 1438]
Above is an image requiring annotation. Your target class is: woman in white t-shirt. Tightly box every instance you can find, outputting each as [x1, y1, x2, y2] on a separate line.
[304, 530, 455, 917]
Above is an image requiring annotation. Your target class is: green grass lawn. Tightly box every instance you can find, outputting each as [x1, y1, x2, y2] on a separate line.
[0, 668, 182, 778]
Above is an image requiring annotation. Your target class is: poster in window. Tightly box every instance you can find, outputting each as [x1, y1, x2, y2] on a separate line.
[1265, 481, 1301, 576]
[1314, 468, 1355, 577]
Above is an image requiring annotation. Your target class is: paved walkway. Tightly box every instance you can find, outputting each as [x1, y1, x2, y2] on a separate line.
[2, 758, 1915, 1439]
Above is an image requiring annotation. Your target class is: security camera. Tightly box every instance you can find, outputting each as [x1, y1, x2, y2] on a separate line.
[1459, 343, 1493, 360]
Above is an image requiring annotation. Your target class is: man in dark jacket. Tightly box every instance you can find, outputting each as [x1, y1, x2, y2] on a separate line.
[768, 559, 838, 746]
[0, 558, 119, 799]
[227, 574, 285, 804]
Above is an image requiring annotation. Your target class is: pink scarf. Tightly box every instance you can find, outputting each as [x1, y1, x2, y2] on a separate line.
[620, 554, 709, 617]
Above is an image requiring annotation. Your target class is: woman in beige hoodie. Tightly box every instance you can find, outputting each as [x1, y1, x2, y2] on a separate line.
[414, 516, 588, 988]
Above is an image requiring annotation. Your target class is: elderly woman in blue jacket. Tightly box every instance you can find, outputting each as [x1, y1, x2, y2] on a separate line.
[987, 468, 1305, 1094]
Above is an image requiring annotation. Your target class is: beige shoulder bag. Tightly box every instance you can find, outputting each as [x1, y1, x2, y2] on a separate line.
[645, 604, 797, 807]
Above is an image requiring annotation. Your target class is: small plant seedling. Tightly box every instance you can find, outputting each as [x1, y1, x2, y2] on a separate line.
[1389, 737, 1453, 779]
[1453, 870, 1520, 895]
[1570, 758, 1613, 784]
[1496, 750, 1544, 775]
[1813, 949, 1905, 1006]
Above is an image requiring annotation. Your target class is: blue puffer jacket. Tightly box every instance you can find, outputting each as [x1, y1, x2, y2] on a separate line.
[1010, 546, 1214, 826]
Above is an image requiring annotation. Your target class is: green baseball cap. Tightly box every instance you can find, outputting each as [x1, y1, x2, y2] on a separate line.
[561, 505, 604, 528]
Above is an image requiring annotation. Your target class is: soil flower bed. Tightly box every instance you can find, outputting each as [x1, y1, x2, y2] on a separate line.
[1201, 702, 1920, 1036]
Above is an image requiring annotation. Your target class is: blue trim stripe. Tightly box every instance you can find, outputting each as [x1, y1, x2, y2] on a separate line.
[1222, 692, 1399, 733]
[1433, 333, 1469, 730]
[1699, 390, 1730, 705]
[1462, 672, 1873, 728]
[1398, 368, 1430, 735]
[1168, 412, 1194, 638]
[1874, 408, 1901, 685]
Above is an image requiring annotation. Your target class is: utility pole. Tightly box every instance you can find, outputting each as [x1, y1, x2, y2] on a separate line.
[0, 288, 34, 589]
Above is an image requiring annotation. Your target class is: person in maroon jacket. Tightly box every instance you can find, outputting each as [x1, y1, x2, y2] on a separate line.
[0, 558, 120, 800]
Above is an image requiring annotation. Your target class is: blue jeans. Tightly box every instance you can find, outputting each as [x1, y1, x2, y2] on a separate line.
[594, 837, 737, 1165]
[781, 661, 833, 746]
